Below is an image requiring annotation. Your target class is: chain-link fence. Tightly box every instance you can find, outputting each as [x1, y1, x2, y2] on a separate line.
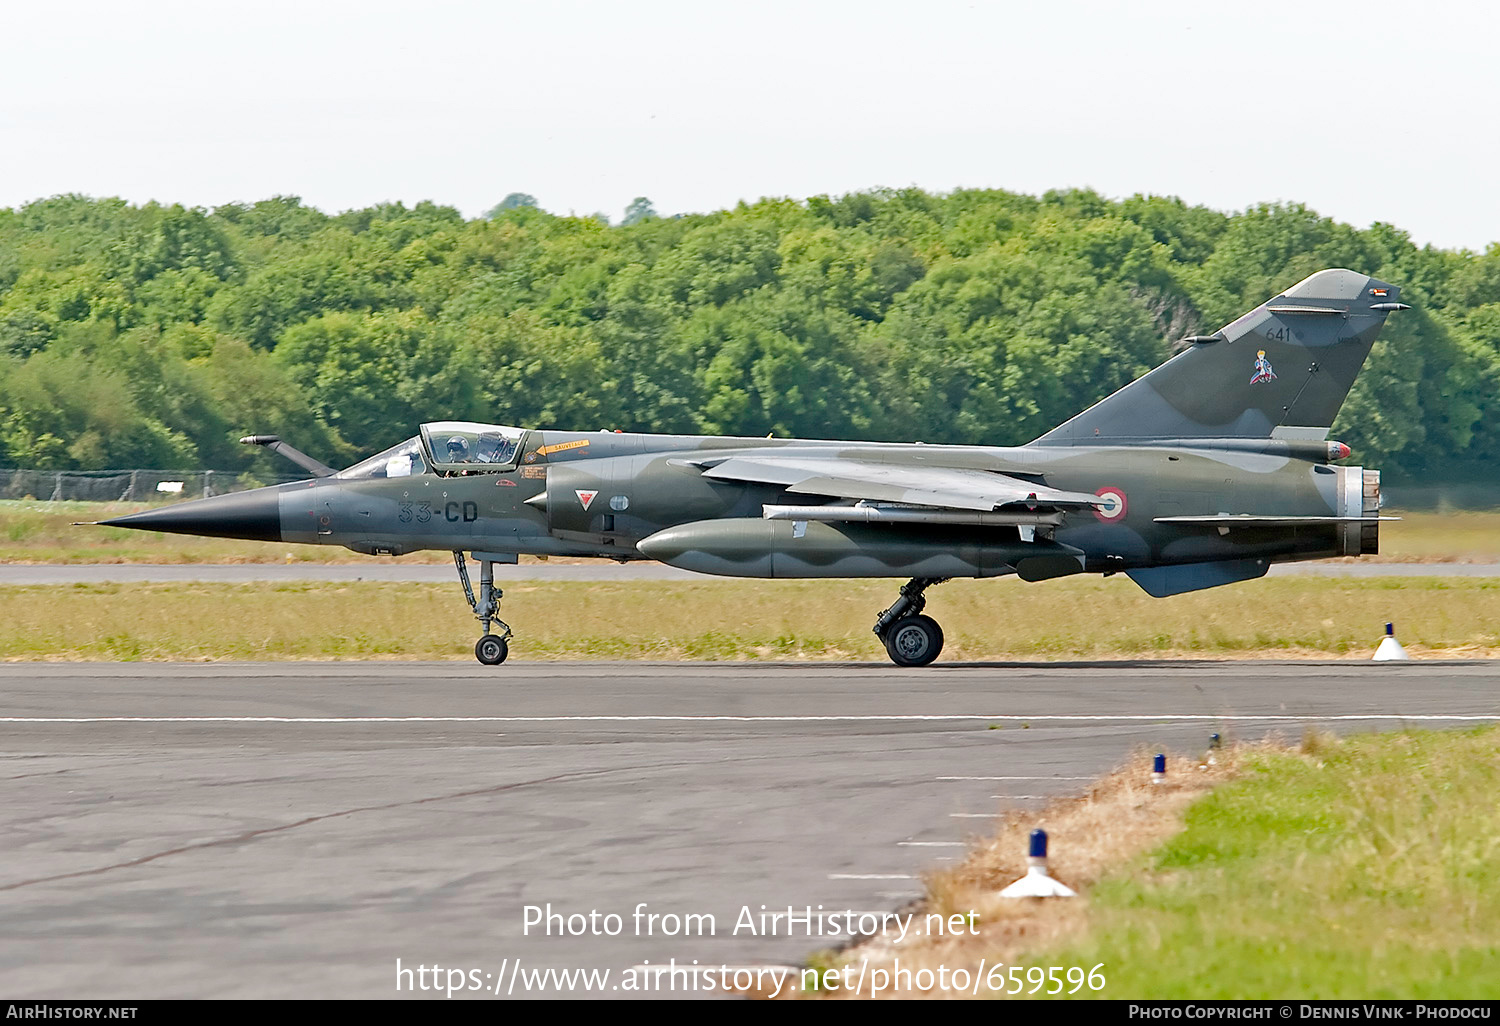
[0, 468, 307, 503]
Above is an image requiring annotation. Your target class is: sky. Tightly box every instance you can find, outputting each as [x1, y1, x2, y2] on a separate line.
[3, 0, 1498, 250]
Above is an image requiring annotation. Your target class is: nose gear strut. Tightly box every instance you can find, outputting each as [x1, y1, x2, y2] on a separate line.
[873, 577, 948, 667]
[455, 551, 514, 665]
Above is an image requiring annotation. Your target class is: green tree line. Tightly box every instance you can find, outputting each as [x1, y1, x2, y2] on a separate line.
[1, 189, 1497, 481]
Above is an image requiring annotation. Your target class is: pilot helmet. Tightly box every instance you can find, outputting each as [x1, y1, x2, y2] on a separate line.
[445, 436, 470, 460]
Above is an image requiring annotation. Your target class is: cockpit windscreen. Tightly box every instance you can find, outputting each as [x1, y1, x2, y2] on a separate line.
[337, 437, 428, 479]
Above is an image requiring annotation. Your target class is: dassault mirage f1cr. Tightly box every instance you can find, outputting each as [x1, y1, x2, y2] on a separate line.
[94, 269, 1407, 666]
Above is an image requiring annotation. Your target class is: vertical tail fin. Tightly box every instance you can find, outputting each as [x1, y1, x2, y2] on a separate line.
[1031, 269, 1406, 445]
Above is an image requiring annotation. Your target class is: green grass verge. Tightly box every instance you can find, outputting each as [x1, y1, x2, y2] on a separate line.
[1050, 728, 1500, 998]
[3, 576, 1500, 660]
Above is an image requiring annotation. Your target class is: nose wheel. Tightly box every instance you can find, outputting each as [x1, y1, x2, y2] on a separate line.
[475, 634, 509, 665]
[874, 577, 948, 667]
[455, 551, 514, 665]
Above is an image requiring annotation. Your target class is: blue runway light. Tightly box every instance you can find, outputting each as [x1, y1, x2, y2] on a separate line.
[1374, 621, 1409, 661]
[1001, 827, 1075, 898]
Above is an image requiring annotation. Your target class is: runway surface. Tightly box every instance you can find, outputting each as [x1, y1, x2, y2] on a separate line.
[2, 660, 1497, 999]
[2, 561, 1498, 584]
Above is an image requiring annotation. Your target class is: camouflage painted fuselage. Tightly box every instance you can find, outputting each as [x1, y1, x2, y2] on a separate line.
[265, 428, 1372, 591]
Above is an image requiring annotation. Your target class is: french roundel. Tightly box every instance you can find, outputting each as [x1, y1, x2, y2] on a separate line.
[1093, 486, 1127, 523]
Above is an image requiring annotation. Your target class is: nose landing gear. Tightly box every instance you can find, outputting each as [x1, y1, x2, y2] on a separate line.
[873, 577, 948, 667]
[455, 551, 515, 665]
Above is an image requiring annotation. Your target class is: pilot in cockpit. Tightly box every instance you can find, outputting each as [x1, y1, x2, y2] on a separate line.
[445, 436, 471, 462]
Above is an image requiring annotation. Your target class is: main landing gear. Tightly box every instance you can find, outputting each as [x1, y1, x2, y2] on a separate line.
[873, 577, 948, 667]
[455, 551, 513, 665]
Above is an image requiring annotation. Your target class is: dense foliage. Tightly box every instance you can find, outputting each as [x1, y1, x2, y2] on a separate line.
[1, 189, 1497, 480]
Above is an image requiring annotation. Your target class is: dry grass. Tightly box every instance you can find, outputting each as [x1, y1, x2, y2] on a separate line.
[778, 727, 1500, 1000]
[2, 576, 1500, 661]
[1369, 511, 1500, 562]
[0, 501, 452, 564]
[773, 747, 1244, 998]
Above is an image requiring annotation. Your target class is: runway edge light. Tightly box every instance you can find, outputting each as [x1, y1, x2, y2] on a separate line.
[1373, 622, 1409, 662]
[1202, 732, 1222, 769]
[998, 829, 1076, 899]
[1152, 752, 1167, 785]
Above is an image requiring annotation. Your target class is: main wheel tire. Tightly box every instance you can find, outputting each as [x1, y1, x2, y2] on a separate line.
[475, 634, 509, 665]
[883, 614, 944, 667]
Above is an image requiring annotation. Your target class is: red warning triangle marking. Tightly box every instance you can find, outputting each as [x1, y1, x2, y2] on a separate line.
[575, 489, 598, 510]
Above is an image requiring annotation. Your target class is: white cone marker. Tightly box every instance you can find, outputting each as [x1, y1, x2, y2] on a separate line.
[1373, 622, 1409, 662]
[999, 829, 1076, 898]
[1152, 752, 1167, 785]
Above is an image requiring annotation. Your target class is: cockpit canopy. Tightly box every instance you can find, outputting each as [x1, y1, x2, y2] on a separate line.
[336, 423, 528, 480]
[337, 436, 427, 479]
[420, 422, 526, 470]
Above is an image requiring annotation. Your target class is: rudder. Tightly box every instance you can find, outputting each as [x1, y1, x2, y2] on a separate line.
[1031, 269, 1405, 445]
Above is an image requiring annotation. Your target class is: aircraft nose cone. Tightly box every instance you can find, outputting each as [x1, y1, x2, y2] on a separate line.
[97, 486, 284, 542]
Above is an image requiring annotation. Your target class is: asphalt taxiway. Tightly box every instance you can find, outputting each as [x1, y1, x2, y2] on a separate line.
[1, 660, 1496, 998]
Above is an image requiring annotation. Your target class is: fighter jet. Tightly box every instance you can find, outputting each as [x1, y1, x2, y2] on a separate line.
[93, 268, 1407, 666]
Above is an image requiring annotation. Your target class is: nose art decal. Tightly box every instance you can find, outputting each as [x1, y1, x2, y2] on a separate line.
[1250, 350, 1277, 385]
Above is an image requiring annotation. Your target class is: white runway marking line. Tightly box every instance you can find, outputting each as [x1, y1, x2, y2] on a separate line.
[3, 713, 1495, 724]
[828, 874, 917, 880]
[896, 841, 965, 847]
